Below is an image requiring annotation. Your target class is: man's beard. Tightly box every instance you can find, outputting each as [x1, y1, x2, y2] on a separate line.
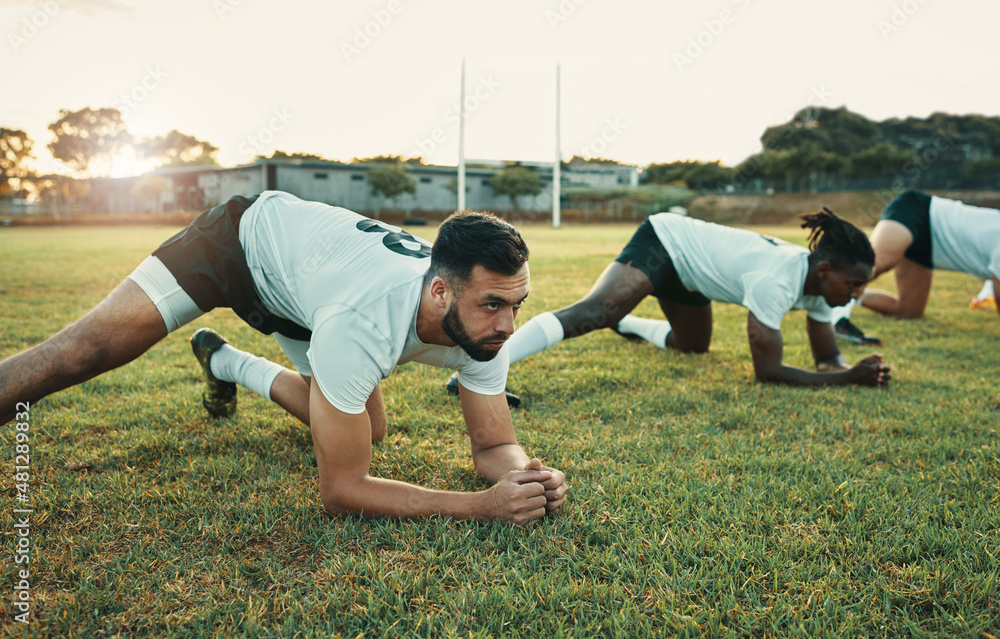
[441, 304, 506, 362]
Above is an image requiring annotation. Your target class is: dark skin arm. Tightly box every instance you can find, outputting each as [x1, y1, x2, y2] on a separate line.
[747, 312, 890, 387]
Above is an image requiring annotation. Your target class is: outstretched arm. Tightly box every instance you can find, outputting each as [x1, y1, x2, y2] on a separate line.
[747, 312, 890, 387]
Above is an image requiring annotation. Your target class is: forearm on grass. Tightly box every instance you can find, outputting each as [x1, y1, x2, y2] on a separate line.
[321, 474, 494, 521]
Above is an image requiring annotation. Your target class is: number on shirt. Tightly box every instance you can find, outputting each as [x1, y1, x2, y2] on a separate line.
[356, 219, 432, 259]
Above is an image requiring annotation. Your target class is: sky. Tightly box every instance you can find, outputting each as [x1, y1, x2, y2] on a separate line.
[3, 0, 1000, 176]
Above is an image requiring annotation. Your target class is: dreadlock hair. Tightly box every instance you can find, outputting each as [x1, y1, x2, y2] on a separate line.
[799, 207, 875, 268]
[428, 211, 530, 293]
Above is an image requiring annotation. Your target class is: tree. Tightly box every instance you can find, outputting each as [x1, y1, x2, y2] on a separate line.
[263, 150, 340, 163]
[845, 143, 916, 179]
[366, 164, 416, 207]
[130, 174, 170, 208]
[47, 107, 132, 176]
[567, 155, 623, 165]
[353, 154, 424, 165]
[139, 130, 218, 167]
[0, 128, 34, 198]
[489, 166, 542, 210]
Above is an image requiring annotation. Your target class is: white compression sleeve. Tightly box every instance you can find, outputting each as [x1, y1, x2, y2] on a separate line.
[210, 344, 285, 400]
[828, 298, 856, 324]
[616, 315, 672, 349]
[507, 312, 565, 364]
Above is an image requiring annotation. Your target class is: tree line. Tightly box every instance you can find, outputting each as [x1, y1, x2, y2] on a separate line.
[642, 107, 1000, 193]
[4, 105, 1000, 205]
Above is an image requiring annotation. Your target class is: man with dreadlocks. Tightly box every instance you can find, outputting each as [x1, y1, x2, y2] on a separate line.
[447, 208, 890, 396]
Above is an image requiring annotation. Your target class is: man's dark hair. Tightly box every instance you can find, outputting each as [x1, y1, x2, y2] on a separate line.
[428, 211, 529, 291]
[799, 207, 875, 268]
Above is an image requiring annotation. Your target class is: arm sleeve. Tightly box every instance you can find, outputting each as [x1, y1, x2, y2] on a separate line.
[455, 346, 510, 396]
[308, 314, 390, 415]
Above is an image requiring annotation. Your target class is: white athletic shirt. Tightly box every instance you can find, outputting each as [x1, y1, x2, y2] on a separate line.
[929, 196, 1000, 280]
[237, 191, 508, 414]
[647, 213, 833, 331]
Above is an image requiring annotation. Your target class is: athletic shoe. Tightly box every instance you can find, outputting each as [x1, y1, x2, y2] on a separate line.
[190, 328, 237, 419]
[834, 318, 882, 346]
[445, 372, 522, 409]
[610, 323, 644, 341]
[970, 295, 997, 311]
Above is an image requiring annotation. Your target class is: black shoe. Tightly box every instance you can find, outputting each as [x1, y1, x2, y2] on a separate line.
[610, 323, 644, 341]
[191, 328, 237, 418]
[835, 318, 882, 346]
[445, 372, 522, 409]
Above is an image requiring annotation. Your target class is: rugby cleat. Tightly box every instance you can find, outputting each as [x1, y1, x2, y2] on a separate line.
[834, 318, 882, 347]
[190, 328, 237, 418]
[445, 372, 522, 409]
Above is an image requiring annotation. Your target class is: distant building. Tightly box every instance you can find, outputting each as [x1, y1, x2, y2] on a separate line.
[85, 158, 639, 215]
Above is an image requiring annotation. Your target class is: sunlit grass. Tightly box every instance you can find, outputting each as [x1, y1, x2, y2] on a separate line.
[0, 222, 997, 638]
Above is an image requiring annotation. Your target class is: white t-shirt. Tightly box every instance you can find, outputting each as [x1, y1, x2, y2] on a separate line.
[930, 196, 1000, 280]
[647, 213, 833, 331]
[237, 191, 508, 414]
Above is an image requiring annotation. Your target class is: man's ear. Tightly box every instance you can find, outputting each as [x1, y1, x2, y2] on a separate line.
[429, 276, 452, 309]
[816, 261, 833, 279]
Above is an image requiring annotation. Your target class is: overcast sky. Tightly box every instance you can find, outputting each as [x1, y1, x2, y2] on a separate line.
[3, 0, 999, 175]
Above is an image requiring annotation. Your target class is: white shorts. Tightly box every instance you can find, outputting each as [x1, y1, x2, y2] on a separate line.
[127, 256, 312, 376]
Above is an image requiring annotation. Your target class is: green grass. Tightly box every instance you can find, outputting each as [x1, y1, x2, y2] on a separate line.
[1, 223, 998, 638]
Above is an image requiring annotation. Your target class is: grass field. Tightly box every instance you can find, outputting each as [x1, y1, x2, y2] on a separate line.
[1, 222, 998, 638]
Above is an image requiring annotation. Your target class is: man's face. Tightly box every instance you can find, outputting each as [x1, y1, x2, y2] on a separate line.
[819, 261, 873, 308]
[441, 263, 530, 362]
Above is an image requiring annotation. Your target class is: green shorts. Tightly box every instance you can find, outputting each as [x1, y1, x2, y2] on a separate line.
[880, 190, 932, 269]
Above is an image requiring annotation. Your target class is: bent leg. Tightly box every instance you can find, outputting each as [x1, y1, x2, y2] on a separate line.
[861, 258, 932, 318]
[658, 299, 713, 353]
[554, 261, 654, 338]
[0, 279, 169, 424]
[269, 373, 386, 442]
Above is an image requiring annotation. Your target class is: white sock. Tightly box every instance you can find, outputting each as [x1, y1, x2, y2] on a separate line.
[210, 344, 285, 400]
[507, 312, 565, 364]
[977, 279, 994, 300]
[616, 315, 672, 349]
[829, 298, 856, 324]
